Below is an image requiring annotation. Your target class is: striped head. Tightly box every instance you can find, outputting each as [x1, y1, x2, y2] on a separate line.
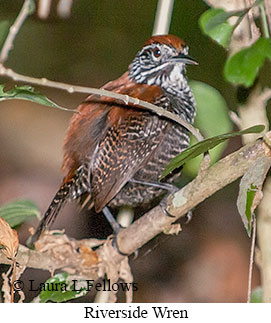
[129, 34, 197, 90]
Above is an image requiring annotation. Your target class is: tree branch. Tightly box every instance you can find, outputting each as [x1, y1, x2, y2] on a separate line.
[0, 0, 33, 64]
[0, 63, 204, 142]
[0, 0, 204, 142]
[152, 0, 175, 35]
[1, 133, 270, 277]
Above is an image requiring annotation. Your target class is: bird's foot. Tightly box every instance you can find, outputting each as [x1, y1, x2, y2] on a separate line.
[102, 206, 130, 256]
[160, 196, 175, 218]
[111, 235, 129, 256]
[111, 235, 139, 258]
[159, 184, 179, 218]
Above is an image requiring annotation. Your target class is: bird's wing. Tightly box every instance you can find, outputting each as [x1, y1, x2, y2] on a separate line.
[62, 74, 170, 212]
[91, 108, 168, 212]
[90, 81, 170, 212]
[62, 72, 134, 182]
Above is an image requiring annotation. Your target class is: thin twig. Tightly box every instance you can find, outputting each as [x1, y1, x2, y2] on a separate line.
[0, 0, 33, 63]
[0, 0, 203, 142]
[0, 64, 204, 141]
[229, 111, 242, 129]
[152, 0, 175, 35]
[247, 216, 257, 303]
[38, 0, 52, 20]
[260, 4, 270, 38]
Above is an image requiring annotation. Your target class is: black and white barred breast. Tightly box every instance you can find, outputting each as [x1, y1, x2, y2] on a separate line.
[109, 90, 196, 209]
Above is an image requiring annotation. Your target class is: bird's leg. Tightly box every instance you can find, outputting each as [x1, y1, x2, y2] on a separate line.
[102, 207, 128, 256]
[129, 178, 178, 192]
[129, 179, 193, 221]
[130, 178, 194, 222]
[129, 178, 178, 217]
[102, 206, 121, 234]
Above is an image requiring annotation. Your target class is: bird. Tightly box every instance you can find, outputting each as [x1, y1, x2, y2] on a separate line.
[30, 34, 197, 245]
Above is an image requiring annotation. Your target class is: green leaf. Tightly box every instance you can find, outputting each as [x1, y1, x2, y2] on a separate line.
[0, 85, 63, 109]
[39, 273, 88, 303]
[245, 184, 257, 236]
[250, 286, 262, 303]
[0, 199, 40, 228]
[199, 8, 239, 47]
[199, 1, 264, 47]
[183, 81, 232, 177]
[237, 156, 271, 236]
[224, 37, 271, 87]
[253, 0, 265, 7]
[161, 125, 265, 179]
[0, 20, 10, 49]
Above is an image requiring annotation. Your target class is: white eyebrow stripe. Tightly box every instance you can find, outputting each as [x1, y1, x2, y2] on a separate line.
[140, 62, 169, 77]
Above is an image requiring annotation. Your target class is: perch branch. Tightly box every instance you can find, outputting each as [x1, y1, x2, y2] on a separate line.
[0, 133, 270, 275]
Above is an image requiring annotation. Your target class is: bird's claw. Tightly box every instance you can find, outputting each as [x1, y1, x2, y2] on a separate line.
[111, 234, 129, 256]
[160, 197, 175, 218]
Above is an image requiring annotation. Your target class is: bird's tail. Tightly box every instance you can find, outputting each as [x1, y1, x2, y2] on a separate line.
[29, 164, 90, 247]
[29, 183, 71, 246]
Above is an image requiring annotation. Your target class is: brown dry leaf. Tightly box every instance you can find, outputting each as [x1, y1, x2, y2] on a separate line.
[0, 217, 19, 259]
[163, 223, 182, 235]
[97, 237, 134, 302]
[79, 245, 99, 266]
[119, 257, 134, 303]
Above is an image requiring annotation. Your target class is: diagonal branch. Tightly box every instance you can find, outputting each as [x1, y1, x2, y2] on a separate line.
[0, 1, 204, 142]
[1, 133, 270, 276]
[0, 63, 203, 142]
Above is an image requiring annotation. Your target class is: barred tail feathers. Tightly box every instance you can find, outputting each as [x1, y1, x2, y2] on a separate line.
[29, 164, 90, 246]
[30, 183, 70, 245]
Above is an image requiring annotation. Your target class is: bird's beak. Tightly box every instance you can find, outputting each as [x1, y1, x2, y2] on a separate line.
[171, 53, 198, 65]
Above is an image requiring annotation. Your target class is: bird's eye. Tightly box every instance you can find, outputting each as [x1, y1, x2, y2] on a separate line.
[153, 47, 161, 58]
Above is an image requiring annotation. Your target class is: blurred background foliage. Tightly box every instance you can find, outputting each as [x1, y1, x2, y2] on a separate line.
[0, 0, 270, 302]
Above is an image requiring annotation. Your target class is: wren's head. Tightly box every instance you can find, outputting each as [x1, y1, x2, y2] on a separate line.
[129, 34, 197, 92]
